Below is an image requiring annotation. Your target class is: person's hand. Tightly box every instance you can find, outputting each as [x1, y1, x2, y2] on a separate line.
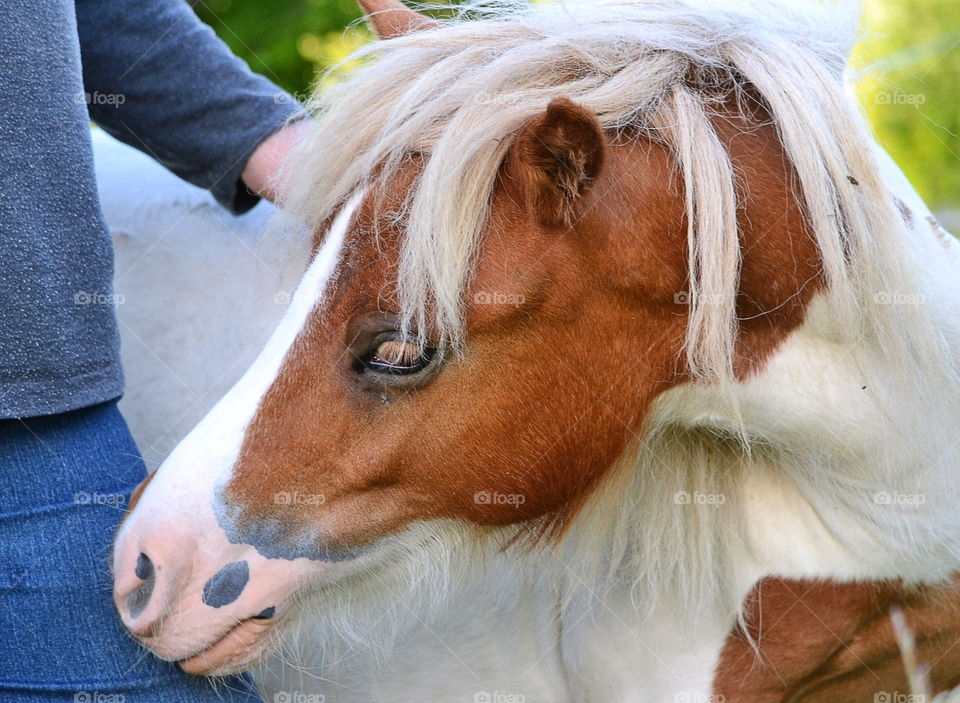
[242, 119, 310, 205]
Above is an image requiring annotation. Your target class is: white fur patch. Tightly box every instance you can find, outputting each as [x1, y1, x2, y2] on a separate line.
[116, 194, 360, 537]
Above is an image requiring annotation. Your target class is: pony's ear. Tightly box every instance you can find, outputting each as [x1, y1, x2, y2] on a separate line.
[357, 0, 438, 39]
[506, 97, 606, 229]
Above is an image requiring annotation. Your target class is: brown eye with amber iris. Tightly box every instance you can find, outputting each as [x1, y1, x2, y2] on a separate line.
[363, 337, 436, 376]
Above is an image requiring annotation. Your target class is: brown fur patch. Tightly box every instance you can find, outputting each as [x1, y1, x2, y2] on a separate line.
[715, 577, 960, 702]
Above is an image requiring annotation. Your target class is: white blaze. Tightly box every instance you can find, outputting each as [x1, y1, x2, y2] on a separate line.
[118, 194, 361, 533]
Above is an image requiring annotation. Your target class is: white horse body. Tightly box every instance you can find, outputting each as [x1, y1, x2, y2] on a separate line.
[98, 93, 960, 701]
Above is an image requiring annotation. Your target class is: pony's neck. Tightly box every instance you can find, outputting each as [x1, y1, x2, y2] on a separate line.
[562, 148, 960, 618]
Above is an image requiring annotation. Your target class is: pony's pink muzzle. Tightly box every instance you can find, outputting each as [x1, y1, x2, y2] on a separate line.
[112, 501, 312, 674]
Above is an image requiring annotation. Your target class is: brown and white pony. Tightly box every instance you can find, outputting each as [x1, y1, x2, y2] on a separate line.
[109, 0, 960, 700]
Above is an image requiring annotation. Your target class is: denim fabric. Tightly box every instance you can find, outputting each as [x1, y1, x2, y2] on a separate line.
[0, 400, 264, 702]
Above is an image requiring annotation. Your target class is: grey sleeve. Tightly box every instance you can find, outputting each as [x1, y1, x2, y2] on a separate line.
[76, 0, 303, 213]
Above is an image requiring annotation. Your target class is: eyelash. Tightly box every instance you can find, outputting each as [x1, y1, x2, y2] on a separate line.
[361, 337, 436, 376]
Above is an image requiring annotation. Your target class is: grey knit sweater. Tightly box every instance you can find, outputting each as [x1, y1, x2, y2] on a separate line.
[0, 0, 299, 418]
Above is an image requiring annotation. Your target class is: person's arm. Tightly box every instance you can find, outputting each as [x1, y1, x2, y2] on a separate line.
[241, 118, 310, 204]
[76, 0, 304, 213]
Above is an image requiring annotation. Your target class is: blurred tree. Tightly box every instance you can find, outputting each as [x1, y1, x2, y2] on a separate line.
[855, 0, 960, 211]
[190, 0, 370, 97]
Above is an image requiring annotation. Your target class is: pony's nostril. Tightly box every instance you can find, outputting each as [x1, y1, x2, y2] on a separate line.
[134, 552, 154, 581]
[126, 553, 156, 619]
[126, 581, 154, 619]
[202, 560, 250, 608]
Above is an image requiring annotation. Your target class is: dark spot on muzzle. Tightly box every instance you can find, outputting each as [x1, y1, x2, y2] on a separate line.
[214, 494, 369, 563]
[201, 560, 249, 608]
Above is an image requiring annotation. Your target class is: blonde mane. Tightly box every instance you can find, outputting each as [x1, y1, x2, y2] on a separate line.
[280, 0, 944, 384]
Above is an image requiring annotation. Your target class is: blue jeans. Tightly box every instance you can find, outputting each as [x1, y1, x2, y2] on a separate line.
[0, 400, 264, 702]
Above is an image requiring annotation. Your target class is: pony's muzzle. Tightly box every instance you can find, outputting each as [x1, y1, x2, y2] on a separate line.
[111, 510, 313, 674]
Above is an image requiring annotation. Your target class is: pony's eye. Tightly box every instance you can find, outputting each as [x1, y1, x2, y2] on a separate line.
[363, 338, 436, 376]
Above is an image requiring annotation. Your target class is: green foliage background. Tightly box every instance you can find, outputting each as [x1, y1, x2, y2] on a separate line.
[191, 0, 371, 96]
[856, 0, 959, 211]
[192, 0, 959, 211]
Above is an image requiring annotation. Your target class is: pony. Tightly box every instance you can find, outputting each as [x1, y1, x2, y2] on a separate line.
[107, 0, 960, 699]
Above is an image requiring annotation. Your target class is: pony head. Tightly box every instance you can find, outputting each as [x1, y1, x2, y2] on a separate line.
[112, 0, 945, 675]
